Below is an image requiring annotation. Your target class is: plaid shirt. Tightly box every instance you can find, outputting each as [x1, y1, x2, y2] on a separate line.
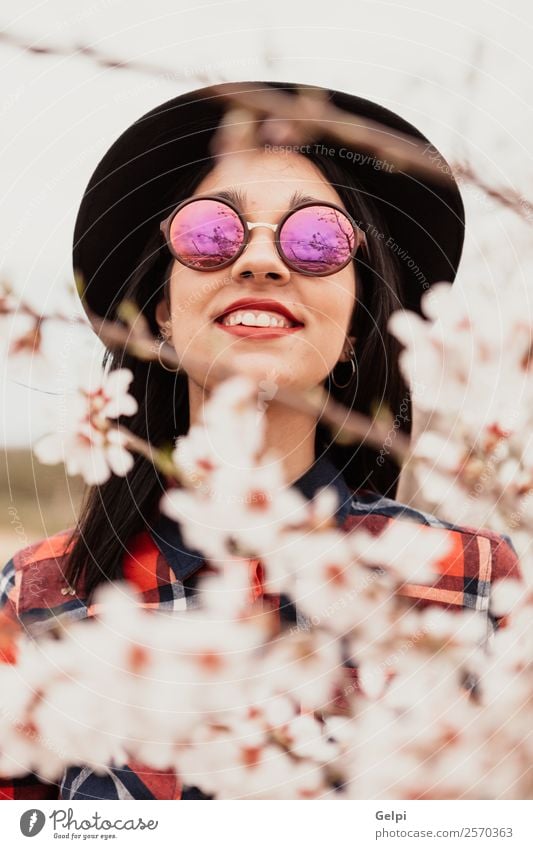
[0, 456, 522, 800]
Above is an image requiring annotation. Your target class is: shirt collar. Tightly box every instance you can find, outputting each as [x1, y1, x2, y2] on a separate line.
[149, 455, 355, 583]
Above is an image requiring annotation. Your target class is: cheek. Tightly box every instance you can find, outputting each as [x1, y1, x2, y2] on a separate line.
[315, 269, 356, 334]
[340, 265, 357, 312]
[338, 268, 357, 329]
[167, 268, 208, 344]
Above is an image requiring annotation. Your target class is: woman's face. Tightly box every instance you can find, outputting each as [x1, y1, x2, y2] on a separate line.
[157, 150, 357, 396]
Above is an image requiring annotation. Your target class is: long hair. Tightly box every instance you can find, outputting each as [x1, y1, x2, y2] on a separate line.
[65, 151, 410, 601]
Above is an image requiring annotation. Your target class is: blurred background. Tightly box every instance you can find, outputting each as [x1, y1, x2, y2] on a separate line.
[1, 0, 532, 561]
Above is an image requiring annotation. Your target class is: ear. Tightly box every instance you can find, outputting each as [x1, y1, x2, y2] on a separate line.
[339, 334, 357, 361]
[155, 298, 172, 339]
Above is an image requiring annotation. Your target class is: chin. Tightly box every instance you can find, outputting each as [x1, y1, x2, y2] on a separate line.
[230, 361, 320, 393]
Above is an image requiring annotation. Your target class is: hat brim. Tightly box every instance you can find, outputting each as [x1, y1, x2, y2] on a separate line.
[73, 80, 465, 325]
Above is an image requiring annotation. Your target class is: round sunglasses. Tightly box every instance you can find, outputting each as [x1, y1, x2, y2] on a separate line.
[159, 195, 368, 276]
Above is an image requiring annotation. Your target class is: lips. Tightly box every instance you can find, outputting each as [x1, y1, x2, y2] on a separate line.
[213, 298, 304, 327]
[216, 323, 304, 339]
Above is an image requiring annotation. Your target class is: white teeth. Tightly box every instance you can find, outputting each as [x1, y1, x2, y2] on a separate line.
[220, 309, 293, 328]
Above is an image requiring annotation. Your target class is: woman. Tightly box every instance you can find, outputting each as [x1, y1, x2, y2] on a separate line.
[0, 80, 521, 800]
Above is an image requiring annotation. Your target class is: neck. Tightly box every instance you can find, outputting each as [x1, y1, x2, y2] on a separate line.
[188, 381, 317, 486]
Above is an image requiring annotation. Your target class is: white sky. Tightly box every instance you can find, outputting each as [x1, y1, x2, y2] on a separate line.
[1, 0, 532, 445]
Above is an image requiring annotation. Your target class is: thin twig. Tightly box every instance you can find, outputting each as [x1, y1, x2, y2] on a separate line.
[88, 310, 412, 464]
[3, 291, 410, 463]
[4, 26, 532, 216]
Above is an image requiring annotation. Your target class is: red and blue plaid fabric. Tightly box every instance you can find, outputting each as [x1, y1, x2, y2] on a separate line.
[0, 457, 522, 800]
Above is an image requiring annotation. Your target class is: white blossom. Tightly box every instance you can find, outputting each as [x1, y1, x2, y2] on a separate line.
[33, 367, 137, 484]
[0, 288, 531, 798]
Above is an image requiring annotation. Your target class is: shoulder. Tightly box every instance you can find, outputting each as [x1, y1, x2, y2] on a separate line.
[0, 528, 79, 628]
[344, 490, 522, 618]
[6, 526, 76, 576]
[346, 488, 519, 558]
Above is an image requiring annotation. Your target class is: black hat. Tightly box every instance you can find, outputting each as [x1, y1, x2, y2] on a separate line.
[73, 80, 465, 328]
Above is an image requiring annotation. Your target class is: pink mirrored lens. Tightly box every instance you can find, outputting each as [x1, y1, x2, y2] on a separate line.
[279, 205, 355, 273]
[169, 199, 244, 269]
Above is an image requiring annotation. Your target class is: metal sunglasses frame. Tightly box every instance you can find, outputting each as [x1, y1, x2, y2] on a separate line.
[159, 194, 369, 276]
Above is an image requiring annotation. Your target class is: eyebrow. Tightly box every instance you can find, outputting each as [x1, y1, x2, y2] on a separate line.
[213, 188, 326, 212]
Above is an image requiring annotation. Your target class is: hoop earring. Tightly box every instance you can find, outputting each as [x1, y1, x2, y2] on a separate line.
[330, 350, 356, 389]
[157, 338, 179, 373]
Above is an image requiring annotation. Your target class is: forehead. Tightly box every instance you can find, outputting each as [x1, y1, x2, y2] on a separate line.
[192, 149, 345, 211]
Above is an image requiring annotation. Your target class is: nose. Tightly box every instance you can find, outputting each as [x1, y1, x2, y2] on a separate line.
[230, 225, 291, 284]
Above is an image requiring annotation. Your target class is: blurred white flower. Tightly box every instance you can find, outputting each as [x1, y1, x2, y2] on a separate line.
[351, 521, 454, 585]
[171, 375, 266, 485]
[389, 280, 533, 531]
[162, 454, 308, 563]
[33, 367, 137, 484]
[488, 577, 525, 617]
[0, 280, 530, 800]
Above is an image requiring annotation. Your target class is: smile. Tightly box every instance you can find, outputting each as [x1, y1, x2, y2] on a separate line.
[214, 308, 304, 338]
